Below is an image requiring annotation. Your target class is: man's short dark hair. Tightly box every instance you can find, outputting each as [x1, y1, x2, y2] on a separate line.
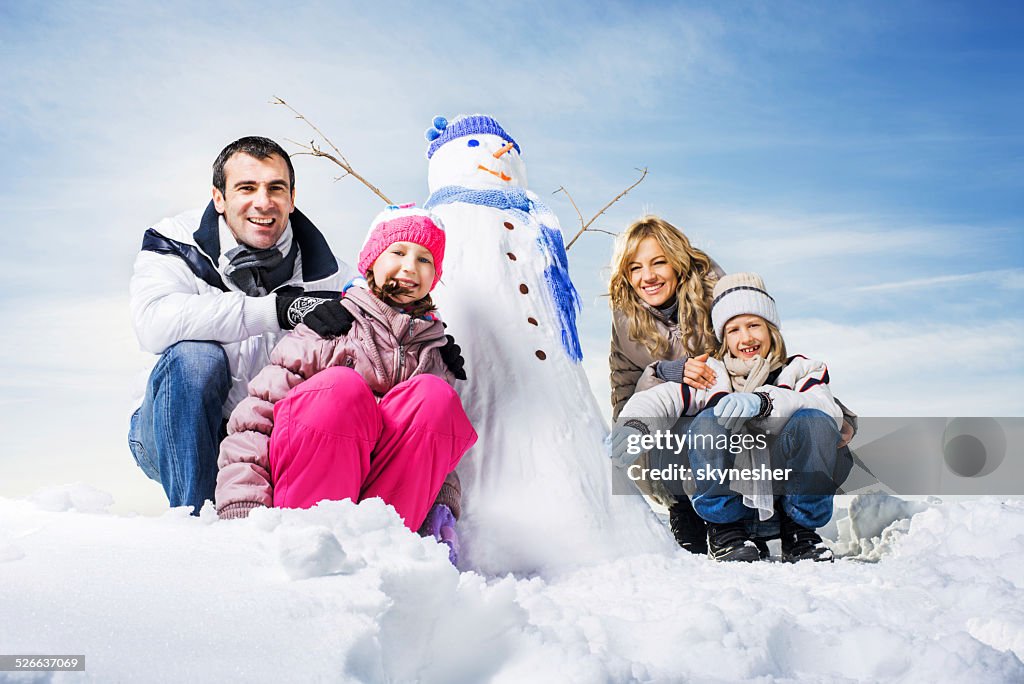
[212, 136, 295, 194]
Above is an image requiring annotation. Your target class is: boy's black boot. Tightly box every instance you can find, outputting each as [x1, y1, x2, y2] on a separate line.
[779, 509, 834, 563]
[706, 521, 761, 562]
[669, 498, 708, 555]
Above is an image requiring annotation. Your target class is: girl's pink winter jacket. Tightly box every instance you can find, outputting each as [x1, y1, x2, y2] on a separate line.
[216, 285, 458, 514]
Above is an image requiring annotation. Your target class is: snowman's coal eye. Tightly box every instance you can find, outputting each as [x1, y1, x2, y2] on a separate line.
[467, 139, 480, 147]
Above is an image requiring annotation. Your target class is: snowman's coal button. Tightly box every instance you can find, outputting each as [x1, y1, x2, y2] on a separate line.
[535, 350, 547, 360]
[519, 284, 529, 294]
[504, 221, 514, 230]
[507, 252, 517, 261]
[527, 317, 538, 326]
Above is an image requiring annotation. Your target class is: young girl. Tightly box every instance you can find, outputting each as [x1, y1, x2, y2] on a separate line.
[613, 272, 848, 562]
[215, 205, 477, 562]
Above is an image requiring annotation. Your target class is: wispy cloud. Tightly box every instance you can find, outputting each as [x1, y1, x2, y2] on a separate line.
[853, 269, 1024, 293]
[682, 207, 988, 263]
[782, 317, 1024, 417]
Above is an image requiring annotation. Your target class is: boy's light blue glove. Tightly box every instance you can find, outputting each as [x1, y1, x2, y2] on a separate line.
[610, 419, 652, 468]
[713, 393, 761, 431]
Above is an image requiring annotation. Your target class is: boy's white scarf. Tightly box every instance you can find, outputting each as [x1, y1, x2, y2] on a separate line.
[722, 352, 785, 521]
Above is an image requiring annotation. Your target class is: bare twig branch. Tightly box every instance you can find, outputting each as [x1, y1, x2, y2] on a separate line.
[564, 167, 648, 250]
[553, 186, 585, 233]
[273, 98, 350, 165]
[273, 97, 393, 204]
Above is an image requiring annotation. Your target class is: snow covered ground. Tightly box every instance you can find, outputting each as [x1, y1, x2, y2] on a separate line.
[2, 487, 1022, 683]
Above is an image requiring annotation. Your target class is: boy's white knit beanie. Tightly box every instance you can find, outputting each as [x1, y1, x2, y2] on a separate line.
[711, 272, 780, 341]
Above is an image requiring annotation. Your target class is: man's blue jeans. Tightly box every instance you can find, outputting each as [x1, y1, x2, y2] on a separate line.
[128, 341, 230, 513]
[688, 407, 842, 529]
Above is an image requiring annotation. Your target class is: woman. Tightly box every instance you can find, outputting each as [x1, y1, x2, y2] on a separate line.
[608, 215, 724, 553]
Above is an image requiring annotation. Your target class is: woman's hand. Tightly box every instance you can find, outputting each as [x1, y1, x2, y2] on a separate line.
[683, 353, 717, 390]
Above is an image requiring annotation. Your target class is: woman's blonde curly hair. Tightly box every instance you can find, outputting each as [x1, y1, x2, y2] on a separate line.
[609, 215, 718, 359]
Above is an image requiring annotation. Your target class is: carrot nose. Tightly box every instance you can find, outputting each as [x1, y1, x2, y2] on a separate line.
[493, 141, 515, 159]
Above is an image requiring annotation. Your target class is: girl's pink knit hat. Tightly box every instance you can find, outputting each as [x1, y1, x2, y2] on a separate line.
[357, 204, 446, 290]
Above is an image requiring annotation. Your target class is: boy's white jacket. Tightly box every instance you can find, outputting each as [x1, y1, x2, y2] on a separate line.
[129, 204, 353, 416]
[618, 354, 843, 434]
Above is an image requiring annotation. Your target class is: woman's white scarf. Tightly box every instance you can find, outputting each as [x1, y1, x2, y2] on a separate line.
[722, 352, 785, 521]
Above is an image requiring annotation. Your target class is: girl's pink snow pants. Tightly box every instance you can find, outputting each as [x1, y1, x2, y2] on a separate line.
[267, 366, 476, 530]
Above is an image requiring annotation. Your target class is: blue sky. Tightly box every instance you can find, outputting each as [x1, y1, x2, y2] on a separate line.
[1, 1, 1021, 512]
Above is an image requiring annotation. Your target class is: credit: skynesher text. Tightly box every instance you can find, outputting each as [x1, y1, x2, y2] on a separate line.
[627, 463, 794, 485]
[626, 429, 768, 456]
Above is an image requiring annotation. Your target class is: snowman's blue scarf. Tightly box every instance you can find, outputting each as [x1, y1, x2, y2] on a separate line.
[538, 224, 583, 362]
[424, 185, 537, 214]
[425, 185, 583, 362]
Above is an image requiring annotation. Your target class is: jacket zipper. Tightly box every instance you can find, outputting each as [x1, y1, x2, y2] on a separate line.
[394, 344, 405, 385]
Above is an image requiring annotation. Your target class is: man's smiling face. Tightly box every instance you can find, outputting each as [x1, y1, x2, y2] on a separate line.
[212, 152, 295, 250]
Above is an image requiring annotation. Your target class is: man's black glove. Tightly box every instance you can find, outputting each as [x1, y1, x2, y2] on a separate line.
[275, 294, 354, 338]
[439, 334, 467, 380]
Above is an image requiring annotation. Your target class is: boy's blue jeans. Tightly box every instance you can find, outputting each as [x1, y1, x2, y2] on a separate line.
[128, 341, 230, 514]
[688, 407, 842, 529]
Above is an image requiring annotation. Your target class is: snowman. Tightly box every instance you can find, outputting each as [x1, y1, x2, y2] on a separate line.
[423, 115, 673, 574]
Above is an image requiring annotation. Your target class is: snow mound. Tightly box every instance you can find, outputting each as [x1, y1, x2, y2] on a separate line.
[2, 493, 1023, 682]
[833, 493, 932, 559]
[969, 616, 1024, 662]
[276, 525, 362, 580]
[29, 483, 114, 513]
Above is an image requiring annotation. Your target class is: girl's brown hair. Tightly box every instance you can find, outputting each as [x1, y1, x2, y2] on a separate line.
[365, 269, 437, 319]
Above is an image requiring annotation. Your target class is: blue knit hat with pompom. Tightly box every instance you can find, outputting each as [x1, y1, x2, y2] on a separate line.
[424, 114, 520, 159]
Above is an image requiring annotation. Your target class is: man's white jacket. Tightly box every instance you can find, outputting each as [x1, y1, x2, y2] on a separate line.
[130, 201, 354, 416]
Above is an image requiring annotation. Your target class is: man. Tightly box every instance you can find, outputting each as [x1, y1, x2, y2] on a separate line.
[128, 136, 357, 513]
